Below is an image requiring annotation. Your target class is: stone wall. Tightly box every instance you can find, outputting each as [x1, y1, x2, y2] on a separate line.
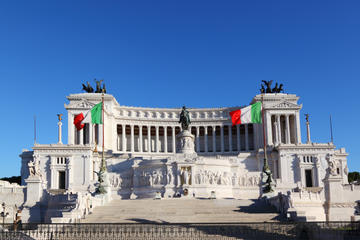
[0, 180, 25, 223]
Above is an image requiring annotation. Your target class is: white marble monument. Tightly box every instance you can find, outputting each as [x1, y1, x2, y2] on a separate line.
[11, 84, 358, 223]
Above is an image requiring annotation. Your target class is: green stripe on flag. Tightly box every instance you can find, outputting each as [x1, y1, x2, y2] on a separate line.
[251, 102, 262, 123]
[91, 102, 102, 124]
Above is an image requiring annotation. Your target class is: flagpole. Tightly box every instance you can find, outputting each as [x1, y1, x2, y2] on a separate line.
[330, 114, 334, 143]
[101, 90, 105, 172]
[261, 93, 273, 194]
[261, 94, 268, 171]
[34, 115, 36, 144]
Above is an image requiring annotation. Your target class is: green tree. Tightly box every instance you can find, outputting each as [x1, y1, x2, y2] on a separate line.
[348, 172, 360, 183]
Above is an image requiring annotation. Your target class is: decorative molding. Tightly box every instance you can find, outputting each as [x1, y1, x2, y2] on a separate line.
[267, 101, 302, 110]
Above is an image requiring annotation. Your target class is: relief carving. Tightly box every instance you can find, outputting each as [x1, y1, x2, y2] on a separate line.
[194, 170, 260, 187]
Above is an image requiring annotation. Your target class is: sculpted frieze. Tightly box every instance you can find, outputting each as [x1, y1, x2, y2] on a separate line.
[194, 170, 260, 187]
[267, 101, 301, 110]
[72, 99, 96, 109]
[328, 202, 357, 208]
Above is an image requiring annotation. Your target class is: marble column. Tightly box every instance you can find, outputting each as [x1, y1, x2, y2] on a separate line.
[164, 126, 168, 153]
[58, 121, 62, 144]
[296, 112, 301, 144]
[66, 157, 73, 190]
[236, 125, 241, 151]
[89, 123, 93, 145]
[276, 115, 281, 144]
[265, 111, 273, 146]
[80, 128, 84, 145]
[228, 125, 232, 152]
[245, 124, 249, 151]
[122, 124, 126, 152]
[196, 126, 200, 152]
[155, 126, 159, 152]
[172, 126, 176, 153]
[273, 121, 278, 145]
[212, 126, 216, 152]
[306, 117, 311, 144]
[130, 125, 134, 152]
[220, 126, 224, 152]
[285, 115, 291, 144]
[139, 125, 143, 152]
[204, 126, 208, 152]
[147, 126, 151, 152]
[68, 113, 74, 145]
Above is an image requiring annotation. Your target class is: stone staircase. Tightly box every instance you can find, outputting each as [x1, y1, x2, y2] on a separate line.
[81, 198, 281, 223]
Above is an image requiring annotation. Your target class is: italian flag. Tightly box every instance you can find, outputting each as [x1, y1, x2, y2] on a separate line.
[73, 102, 103, 130]
[229, 102, 262, 126]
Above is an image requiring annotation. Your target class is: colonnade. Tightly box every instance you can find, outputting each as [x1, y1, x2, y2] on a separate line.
[270, 114, 299, 145]
[116, 124, 257, 154]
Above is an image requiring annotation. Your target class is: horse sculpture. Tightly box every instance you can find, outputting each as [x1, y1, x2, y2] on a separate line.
[82, 81, 94, 93]
[95, 79, 104, 93]
[259, 80, 284, 93]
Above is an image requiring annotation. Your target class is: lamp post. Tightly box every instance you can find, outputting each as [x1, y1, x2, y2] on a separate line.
[1, 202, 9, 228]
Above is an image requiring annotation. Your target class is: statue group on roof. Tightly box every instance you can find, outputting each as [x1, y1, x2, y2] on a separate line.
[260, 80, 284, 93]
[82, 79, 106, 93]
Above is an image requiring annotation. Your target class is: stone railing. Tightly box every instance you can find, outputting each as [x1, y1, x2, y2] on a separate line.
[267, 188, 325, 221]
[1, 222, 360, 240]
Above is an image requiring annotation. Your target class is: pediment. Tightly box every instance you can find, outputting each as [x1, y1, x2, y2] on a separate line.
[66, 98, 96, 109]
[268, 101, 302, 109]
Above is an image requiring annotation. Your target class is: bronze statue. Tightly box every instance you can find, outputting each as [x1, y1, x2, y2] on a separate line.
[272, 83, 279, 93]
[260, 84, 265, 93]
[260, 80, 284, 93]
[57, 114, 63, 121]
[261, 80, 273, 93]
[278, 84, 284, 93]
[82, 81, 94, 93]
[305, 113, 309, 123]
[179, 106, 191, 130]
[95, 79, 104, 93]
[82, 79, 106, 93]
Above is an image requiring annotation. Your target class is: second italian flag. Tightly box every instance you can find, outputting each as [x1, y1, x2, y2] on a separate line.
[229, 102, 262, 126]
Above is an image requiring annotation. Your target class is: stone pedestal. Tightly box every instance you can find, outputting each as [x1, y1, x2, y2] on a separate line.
[176, 130, 195, 154]
[22, 176, 44, 223]
[24, 176, 43, 207]
[102, 171, 112, 203]
[324, 174, 347, 221]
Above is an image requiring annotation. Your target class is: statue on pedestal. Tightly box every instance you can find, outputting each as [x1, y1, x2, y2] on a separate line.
[179, 106, 191, 130]
[28, 159, 41, 177]
[176, 106, 196, 154]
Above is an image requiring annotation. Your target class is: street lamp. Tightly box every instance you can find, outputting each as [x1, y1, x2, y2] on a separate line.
[1, 202, 9, 228]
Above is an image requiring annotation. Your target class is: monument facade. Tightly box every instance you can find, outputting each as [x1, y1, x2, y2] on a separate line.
[14, 83, 359, 223]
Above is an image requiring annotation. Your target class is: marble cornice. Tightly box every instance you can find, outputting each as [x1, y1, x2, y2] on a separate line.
[252, 93, 299, 102]
[115, 107, 243, 122]
[114, 119, 233, 126]
[32, 144, 93, 151]
[276, 143, 336, 152]
[67, 93, 117, 102]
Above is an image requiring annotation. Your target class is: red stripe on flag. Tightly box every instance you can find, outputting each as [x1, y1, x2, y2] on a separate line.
[229, 109, 241, 126]
[74, 113, 85, 131]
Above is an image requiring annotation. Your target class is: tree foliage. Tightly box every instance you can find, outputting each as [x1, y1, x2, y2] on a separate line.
[348, 172, 360, 183]
[0, 175, 21, 185]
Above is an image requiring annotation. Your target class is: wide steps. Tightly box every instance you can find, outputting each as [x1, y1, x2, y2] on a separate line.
[82, 198, 280, 223]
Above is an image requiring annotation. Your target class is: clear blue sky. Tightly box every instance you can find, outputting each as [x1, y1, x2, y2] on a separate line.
[0, 0, 359, 177]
